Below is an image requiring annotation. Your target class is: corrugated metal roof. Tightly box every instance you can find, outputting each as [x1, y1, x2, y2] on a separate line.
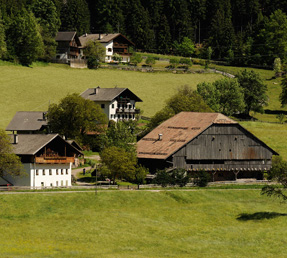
[137, 112, 237, 160]
[81, 87, 142, 102]
[6, 111, 47, 131]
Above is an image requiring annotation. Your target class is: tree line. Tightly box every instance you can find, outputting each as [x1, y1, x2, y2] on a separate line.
[2, 0, 287, 66]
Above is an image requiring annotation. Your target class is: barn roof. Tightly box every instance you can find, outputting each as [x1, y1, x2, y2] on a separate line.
[79, 33, 135, 47]
[80, 87, 142, 102]
[137, 112, 238, 160]
[6, 111, 48, 132]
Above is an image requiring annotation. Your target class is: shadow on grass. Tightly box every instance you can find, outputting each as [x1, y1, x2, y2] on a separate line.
[77, 176, 96, 183]
[264, 109, 287, 115]
[237, 212, 287, 221]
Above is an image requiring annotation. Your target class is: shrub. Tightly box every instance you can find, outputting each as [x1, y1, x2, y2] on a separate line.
[170, 168, 189, 187]
[145, 56, 156, 66]
[192, 170, 210, 187]
[169, 58, 179, 68]
[179, 58, 192, 67]
[153, 170, 171, 187]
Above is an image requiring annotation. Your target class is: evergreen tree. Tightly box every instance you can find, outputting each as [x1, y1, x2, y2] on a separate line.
[156, 15, 171, 54]
[60, 0, 90, 35]
[6, 8, 44, 66]
[0, 10, 7, 59]
[32, 0, 61, 60]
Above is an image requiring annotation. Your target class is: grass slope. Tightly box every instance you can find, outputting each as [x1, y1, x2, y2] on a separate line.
[0, 190, 287, 258]
[0, 63, 222, 129]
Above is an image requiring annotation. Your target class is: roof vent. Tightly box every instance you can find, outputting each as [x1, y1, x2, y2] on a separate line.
[158, 134, 163, 141]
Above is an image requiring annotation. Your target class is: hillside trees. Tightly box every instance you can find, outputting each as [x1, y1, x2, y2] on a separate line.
[236, 69, 268, 115]
[197, 78, 245, 116]
[0, 129, 22, 178]
[0, 10, 6, 59]
[47, 93, 107, 140]
[32, 0, 61, 60]
[148, 85, 212, 130]
[280, 76, 287, 106]
[5, 8, 44, 66]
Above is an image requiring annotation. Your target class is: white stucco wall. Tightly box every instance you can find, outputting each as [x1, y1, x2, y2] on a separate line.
[102, 41, 113, 62]
[3, 163, 72, 188]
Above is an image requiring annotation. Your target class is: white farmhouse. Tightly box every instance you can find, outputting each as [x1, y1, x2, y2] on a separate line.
[79, 33, 135, 63]
[1, 134, 82, 188]
[81, 87, 142, 122]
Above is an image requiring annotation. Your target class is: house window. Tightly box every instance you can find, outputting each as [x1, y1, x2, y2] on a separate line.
[56, 169, 59, 175]
[36, 170, 39, 176]
[50, 183, 53, 187]
[56, 181, 58, 186]
[112, 104, 114, 108]
[49, 169, 52, 175]
[66, 169, 68, 175]
[43, 170, 45, 176]
[66, 180, 68, 186]
[101, 104, 105, 109]
[61, 169, 64, 175]
[111, 114, 113, 119]
[108, 48, 112, 52]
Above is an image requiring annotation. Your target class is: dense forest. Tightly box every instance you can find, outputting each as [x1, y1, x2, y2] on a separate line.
[1, 0, 287, 66]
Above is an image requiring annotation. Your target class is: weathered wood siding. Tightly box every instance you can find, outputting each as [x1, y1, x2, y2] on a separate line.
[181, 124, 272, 160]
[172, 124, 274, 171]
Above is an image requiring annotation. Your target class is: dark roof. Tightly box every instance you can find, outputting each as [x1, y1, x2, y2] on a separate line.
[56, 31, 77, 41]
[81, 87, 142, 102]
[67, 140, 83, 151]
[79, 33, 135, 48]
[137, 112, 278, 160]
[6, 111, 48, 132]
[10, 134, 83, 156]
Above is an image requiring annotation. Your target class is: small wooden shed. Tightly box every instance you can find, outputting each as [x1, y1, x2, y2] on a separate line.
[137, 112, 278, 181]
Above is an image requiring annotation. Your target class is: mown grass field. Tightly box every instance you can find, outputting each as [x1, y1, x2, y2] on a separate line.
[0, 190, 287, 258]
[0, 62, 222, 129]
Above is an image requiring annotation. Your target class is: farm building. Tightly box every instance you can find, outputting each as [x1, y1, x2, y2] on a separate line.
[81, 86, 142, 122]
[79, 33, 135, 63]
[137, 112, 278, 181]
[0, 134, 82, 188]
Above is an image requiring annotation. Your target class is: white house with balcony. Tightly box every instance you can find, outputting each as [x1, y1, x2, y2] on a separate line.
[79, 33, 135, 63]
[81, 87, 142, 122]
[0, 134, 82, 188]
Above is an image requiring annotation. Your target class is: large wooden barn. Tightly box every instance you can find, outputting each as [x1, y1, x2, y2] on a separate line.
[137, 112, 278, 181]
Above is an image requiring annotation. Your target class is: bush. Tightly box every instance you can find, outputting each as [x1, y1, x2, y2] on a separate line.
[192, 170, 210, 187]
[145, 56, 156, 66]
[169, 58, 179, 68]
[170, 168, 189, 187]
[153, 170, 171, 187]
[179, 58, 192, 67]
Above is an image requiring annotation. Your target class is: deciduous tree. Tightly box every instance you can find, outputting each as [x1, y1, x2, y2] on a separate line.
[0, 129, 22, 178]
[84, 40, 106, 68]
[47, 93, 107, 140]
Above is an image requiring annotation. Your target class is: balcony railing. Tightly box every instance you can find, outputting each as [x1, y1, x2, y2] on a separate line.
[116, 108, 140, 114]
[35, 156, 75, 164]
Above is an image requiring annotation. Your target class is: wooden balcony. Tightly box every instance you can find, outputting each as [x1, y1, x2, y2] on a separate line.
[116, 108, 140, 114]
[35, 156, 75, 164]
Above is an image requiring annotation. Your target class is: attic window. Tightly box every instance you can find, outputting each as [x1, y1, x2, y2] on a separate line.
[108, 48, 112, 52]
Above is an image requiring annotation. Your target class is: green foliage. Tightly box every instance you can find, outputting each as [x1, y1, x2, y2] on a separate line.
[112, 53, 122, 62]
[276, 113, 285, 124]
[261, 156, 287, 201]
[134, 165, 149, 185]
[174, 37, 195, 57]
[84, 40, 106, 68]
[153, 169, 171, 187]
[0, 129, 22, 177]
[60, 0, 90, 35]
[149, 85, 212, 129]
[0, 10, 6, 59]
[236, 69, 268, 115]
[170, 168, 190, 187]
[100, 146, 137, 183]
[192, 170, 210, 187]
[169, 58, 179, 68]
[130, 53, 142, 66]
[106, 120, 137, 153]
[273, 58, 282, 76]
[32, 0, 61, 60]
[6, 8, 44, 66]
[145, 56, 155, 66]
[197, 78, 245, 116]
[280, 75, 287, 106]
[179, 58, 192, 67]
[47, 93, 107, 140]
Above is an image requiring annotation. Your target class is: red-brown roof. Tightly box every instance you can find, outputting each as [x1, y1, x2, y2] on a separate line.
[137, 112, 237, 160]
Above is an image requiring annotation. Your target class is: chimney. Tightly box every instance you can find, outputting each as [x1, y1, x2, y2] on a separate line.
[158, 134, 163, 141]
[94, 86, 100, 94]
[13, 134, 18, 144]
[98, 33, 102, 40]
[85, 33, 88, 37]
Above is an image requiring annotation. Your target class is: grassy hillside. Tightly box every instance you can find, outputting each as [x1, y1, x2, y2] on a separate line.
[0, 62, 222, 129]
[0, 190, 287, 258]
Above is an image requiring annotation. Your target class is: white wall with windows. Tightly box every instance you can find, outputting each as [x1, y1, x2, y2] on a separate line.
[4, 163, 72, 188]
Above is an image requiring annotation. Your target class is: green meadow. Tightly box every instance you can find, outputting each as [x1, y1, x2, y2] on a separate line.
[1, 61, 287, 158]
[0, 190, 287, 258]
[0, 62, 222, 129]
